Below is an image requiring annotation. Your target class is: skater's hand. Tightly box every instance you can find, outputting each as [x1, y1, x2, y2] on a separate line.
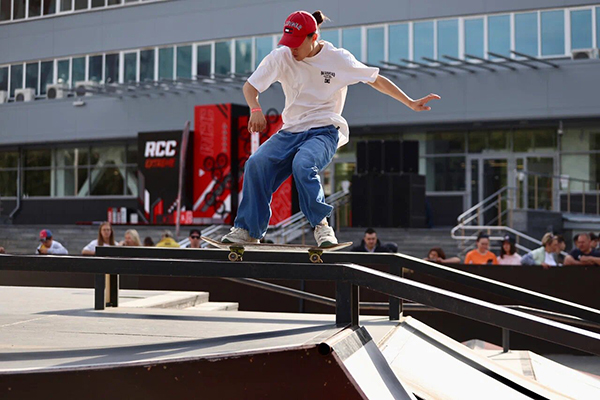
[248, 110, 267, 133]
[410, 93, 441, 112]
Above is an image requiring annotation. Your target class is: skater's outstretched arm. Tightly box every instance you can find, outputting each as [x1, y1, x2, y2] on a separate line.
[243, 81, 267, 133]
[367, 75, 440, 111]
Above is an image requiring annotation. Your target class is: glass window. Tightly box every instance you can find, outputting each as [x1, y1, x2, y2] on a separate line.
[488, 15, 510, 58]
[0, 170, 18, 197]
[40, 61, 53, 95]
[367, 27, 384, 66]
[56, 147, 89, 167]
[0, 151, 18, 168]
[124, 52, 137, 82]
[60, 0, 72, 11]
[414, 21, 434, 62]
[90, 145, 126, 166]
[214, 41, 231, 75]
[196, 44, 211, 77]
[57, 59, 70, 85]
[515, 12, 538, 56]
[597, 8, 600, 51]
[74, 0, 87, 10]
[464, 18, 484, 58]
[43, 0, 56, 15]
[437, 19, 458, 60]
[1, 0, 11, 21]
[514, 129, 556, 152]
[342, 28, 362, 60]
[14, 0, 25, 20]
[255, 36, 272, 68]
[92, 0, 104, 7]
[159, 47, 174, 80]
[108, 0, 121, 5]
[105, 53, 119, 84]
[0, 67, 8, 91]
[24, 149, 51, 167]
[91, 167, 124, 196]
[72, 57, 85, 83]
[140, 49, 155, 82]
[29, 0, 41, 17]
[426, 157, 466, 191]
[320, 30, 338, 47]
[176, 45, 192, 79]
[88, 55, 103, 82]
[26, 62, 39, 94]
[23, 170, 51, 197]
[125, 167, 138, 196]
[10, 64, 23, 98]
[541, 10, 565, 56]
[571, 9, 592, 50]
[425, 132, 465, 154]
[126, 143, 137, 165]
[235, 38, 252, 75]
[389, 23, 409, 64]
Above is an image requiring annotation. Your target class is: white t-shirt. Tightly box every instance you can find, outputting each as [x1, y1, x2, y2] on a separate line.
[82, 239, 112, 254]
[36, 240, 68, 255]
[498, 253, 521, 265]
[248, 41, 379, 148]
[544, 251, 557, 266]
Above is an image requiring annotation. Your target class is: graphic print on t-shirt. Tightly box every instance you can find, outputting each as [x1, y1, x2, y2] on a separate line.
[321, 71, 335, 84]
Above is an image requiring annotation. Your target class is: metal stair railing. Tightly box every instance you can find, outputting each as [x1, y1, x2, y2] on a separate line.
[451, 224, 543, 256]
[457, 186, 515, 227]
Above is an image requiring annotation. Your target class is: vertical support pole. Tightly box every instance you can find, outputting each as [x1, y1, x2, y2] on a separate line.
[94, 274, 106, 310]
[502, 328, 510, 353]
[107, 274, 119, 307]
[388, 264, 402, 321]
[582, 181, 586, 214]
[336, 281, 359, 326]
[534, 175, 538, 209]
[497, 193, 502, 226]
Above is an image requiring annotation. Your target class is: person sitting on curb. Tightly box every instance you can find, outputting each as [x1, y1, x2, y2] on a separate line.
[36, 229, 68, 255]
[464, 233, 498, 265]
[424, 247, 461, 264]
[351, 228, 396, 253]
[564, 233, 600, 266]
[521, 233, 559, 269]
[156, 231, 180, 248]
[498, 235, 521, 265]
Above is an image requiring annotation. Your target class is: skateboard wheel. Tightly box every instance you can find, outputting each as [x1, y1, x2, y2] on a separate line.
[228, 252, 242, 262]
[309, 254, 322, 263]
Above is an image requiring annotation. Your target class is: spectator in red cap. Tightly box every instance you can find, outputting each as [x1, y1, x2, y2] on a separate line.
[222, 10, 440, 247]
[37, 229, 68, 255]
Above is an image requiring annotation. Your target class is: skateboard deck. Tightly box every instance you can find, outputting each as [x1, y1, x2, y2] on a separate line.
[201, 236, 352, 263]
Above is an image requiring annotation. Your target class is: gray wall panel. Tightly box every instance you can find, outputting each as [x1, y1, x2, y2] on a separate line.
[2, 0, 600, 63]
[0, 60, 598, 147]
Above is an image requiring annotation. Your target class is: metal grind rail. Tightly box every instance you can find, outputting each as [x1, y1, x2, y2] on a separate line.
[1, 252, 600, 356]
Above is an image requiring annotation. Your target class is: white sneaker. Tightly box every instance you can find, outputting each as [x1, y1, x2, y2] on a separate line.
[221, 227, 260, 244]
[314, 224, 338, 248]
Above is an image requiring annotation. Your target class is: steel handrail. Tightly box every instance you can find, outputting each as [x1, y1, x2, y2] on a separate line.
[457, 186, 512, 224]
[451, 224, 543, 247]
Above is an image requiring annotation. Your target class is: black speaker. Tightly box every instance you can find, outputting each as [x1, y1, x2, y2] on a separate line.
[367, 140, 384, 173]
[356, 141, 368, 174]
[351, 174, 372, 227]
[395, 173, 426, 227]
[383, 140, 402, 173]
[402, 140, 419, 173]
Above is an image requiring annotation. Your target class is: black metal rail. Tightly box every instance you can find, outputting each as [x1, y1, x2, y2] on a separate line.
[1, 253, 600, 356]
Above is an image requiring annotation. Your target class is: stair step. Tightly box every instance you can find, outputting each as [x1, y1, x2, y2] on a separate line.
[189, 302, 239, 312]
[121, 292, 209, 309]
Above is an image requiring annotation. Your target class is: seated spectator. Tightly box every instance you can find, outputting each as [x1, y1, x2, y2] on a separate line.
[555, 235, 567, 264]
[0, 246, 5, 254]
[186, 228, 202, 249]
[590, 233, 599, 250]
[498, 235, 521, 265]
[464, 233, 498, 265]
[521, 233, 559, 269]
[424, 247, 461, 264]
[82, 222, 116, 255]
[36, 229, 68, 255]
[564, 233, 600, 266]
[143, 236, 155, 247]
[119, 229, 141, 247]
[351, 228, 395, 253]
[156, 230, 180, 248]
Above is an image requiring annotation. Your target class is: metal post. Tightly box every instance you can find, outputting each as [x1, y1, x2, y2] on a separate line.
[583, 181, 586, 214]
[94, 274, 106, 310]
[108, 274, 119, 307]
[502, 328, 510, 353]
[335, 281, 359, 326]
[534, 175, 539, 209]
[497, 193, 502, 226]
[388, 264, 402, 321]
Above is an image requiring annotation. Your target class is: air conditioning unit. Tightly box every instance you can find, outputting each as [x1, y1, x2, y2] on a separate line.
[571, 48, 599, 60]
[74, 80, 99, 97]
[15, 88, 36, 102]
[46, 83, 69, 99]
[0, 90, 7, 104]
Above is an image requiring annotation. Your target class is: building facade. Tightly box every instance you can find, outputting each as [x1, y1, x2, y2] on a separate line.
[1, 0, 599, 225]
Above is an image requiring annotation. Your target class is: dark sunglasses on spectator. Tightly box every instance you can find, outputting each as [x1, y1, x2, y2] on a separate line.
[190, 235, 201, 239]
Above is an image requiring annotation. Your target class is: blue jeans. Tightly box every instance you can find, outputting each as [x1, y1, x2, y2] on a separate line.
[234, 125, 339, 239]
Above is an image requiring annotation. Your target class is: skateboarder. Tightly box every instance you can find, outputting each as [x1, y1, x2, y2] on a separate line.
[222, 10, 440, 247]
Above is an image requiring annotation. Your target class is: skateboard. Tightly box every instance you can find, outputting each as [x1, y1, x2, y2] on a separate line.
[201, 236, 352, 263]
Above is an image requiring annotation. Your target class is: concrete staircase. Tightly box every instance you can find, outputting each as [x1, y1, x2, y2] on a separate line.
[122, 291, 238, 312]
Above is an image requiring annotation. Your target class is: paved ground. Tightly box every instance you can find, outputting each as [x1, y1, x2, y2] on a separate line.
[0, 286, 399, 372]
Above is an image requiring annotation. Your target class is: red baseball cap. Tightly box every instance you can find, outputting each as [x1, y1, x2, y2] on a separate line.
[39, 229, 52, 241]
[278, 11, 318, 48]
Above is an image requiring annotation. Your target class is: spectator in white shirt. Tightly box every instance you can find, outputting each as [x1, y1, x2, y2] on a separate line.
[36, 229, 68, 255]
[498, 235, 521, 265]
[82, 222, 115, 255]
